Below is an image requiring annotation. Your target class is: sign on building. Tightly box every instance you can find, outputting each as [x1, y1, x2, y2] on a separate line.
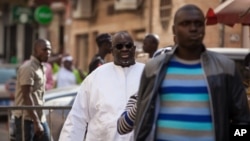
[34, 5, 53, 25]
[12, 6, 33, 24]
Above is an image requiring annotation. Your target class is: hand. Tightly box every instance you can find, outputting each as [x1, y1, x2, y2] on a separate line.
[34, 121, 44, 138]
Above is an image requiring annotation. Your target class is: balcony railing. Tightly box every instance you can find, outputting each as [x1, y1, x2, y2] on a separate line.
[0, 106, 72, 141]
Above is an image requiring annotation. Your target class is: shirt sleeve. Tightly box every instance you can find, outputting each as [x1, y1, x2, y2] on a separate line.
[59, 76, 91, 141]
[117, 93, 138, 135]
[19, 65, 34, 86]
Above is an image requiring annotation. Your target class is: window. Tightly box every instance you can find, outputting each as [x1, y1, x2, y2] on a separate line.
[159, 0, 172, 30]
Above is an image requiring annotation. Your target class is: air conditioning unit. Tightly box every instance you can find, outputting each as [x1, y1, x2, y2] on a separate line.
[72, 0, 93, 19]
[115, 0, 138, 10]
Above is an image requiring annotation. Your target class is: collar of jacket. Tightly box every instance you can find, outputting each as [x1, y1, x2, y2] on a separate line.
[165, 44, 208, 67]
[144, 44, 207, 77]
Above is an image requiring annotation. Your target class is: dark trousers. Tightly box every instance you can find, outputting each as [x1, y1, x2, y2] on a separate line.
[15, 117, 50, 141]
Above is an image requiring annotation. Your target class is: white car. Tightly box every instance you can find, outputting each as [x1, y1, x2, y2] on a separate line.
[44, 85, 79, 141]
[0, 64, 17, 116]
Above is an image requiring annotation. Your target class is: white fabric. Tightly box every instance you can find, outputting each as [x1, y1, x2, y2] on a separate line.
[57, 67, 76, 88]
[59, 62, 145, 141]
[62, 56, 73, 62]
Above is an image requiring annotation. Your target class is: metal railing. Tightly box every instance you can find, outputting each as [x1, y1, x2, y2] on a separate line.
[0, 106, 72, 141]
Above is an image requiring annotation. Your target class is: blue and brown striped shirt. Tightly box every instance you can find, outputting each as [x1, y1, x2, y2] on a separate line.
[156, 56, 215, 141]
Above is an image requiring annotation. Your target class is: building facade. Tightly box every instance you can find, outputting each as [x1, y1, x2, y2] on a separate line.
[64, 0, 245, 72]
[0, 0, 247, 73]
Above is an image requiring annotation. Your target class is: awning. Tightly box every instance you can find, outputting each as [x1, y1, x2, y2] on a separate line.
[206, 0, 250, 48]
[206, 0, 250, 26]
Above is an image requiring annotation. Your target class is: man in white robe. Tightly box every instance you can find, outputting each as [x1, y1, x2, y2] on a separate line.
[59, 31, 145, 141]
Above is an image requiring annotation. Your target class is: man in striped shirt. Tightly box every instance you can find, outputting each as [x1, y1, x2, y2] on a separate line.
[118, 4, 250, 141]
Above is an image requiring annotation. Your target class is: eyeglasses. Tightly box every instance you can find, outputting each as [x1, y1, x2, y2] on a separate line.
[114, 43, 134, 50]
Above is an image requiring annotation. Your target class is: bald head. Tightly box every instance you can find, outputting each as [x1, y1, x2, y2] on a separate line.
[174, 4, 205, 24]
[112, 31, 133, 46]
[32, 39, 52, 62]
[33, 39, 50, 55]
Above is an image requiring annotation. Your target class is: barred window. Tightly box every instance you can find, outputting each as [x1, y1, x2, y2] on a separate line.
[160, 0, 172, 30]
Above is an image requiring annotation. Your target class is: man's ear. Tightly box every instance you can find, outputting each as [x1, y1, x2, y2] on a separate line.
[172, 25, 175, 35]
[172, 25, 177, 44]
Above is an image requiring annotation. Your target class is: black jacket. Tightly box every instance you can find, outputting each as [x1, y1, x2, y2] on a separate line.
[134, 46, 250, 141]
[88, 55, 105, 74]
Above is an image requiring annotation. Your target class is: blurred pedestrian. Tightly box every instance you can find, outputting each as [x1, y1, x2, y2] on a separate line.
[142, 33, 159, 58]
[88, 33, 112, 74]
[136, 34, 159, 63]
[13, 39, 52, 141]
[44, 62, 54, 90]
[133, 4, 250, 141]
[56, 55, 83, 88]
[59, 31, 145, 141]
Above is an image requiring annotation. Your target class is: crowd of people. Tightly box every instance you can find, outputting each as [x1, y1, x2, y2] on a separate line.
[12, 4, 250, 141]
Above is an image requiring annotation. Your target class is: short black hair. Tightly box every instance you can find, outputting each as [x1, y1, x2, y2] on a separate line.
[145, 34, 159, 45]
[96, 33, 111, 47]
[174, 4, 204, 24]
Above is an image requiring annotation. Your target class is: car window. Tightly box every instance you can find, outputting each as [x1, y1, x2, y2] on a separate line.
[44, 93, 76, 106]
[0, 68, 16, 84]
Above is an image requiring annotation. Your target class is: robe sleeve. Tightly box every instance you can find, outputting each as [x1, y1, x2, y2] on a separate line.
[58, 76, 91, 141]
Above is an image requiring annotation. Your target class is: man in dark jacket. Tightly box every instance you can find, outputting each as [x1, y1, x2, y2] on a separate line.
[134, 4, 250, 141]
[142, 34, 159, 58]
[88, 33, 112, 73]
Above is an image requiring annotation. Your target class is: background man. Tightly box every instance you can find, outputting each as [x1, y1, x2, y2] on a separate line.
[88, 33, 112, 74]
[59, 31, 144, 141]
[56, 55, 83, 88]
[13, 39, 52, 141]
[142, 34, 159, 58]
[136, 34, 159, 63]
